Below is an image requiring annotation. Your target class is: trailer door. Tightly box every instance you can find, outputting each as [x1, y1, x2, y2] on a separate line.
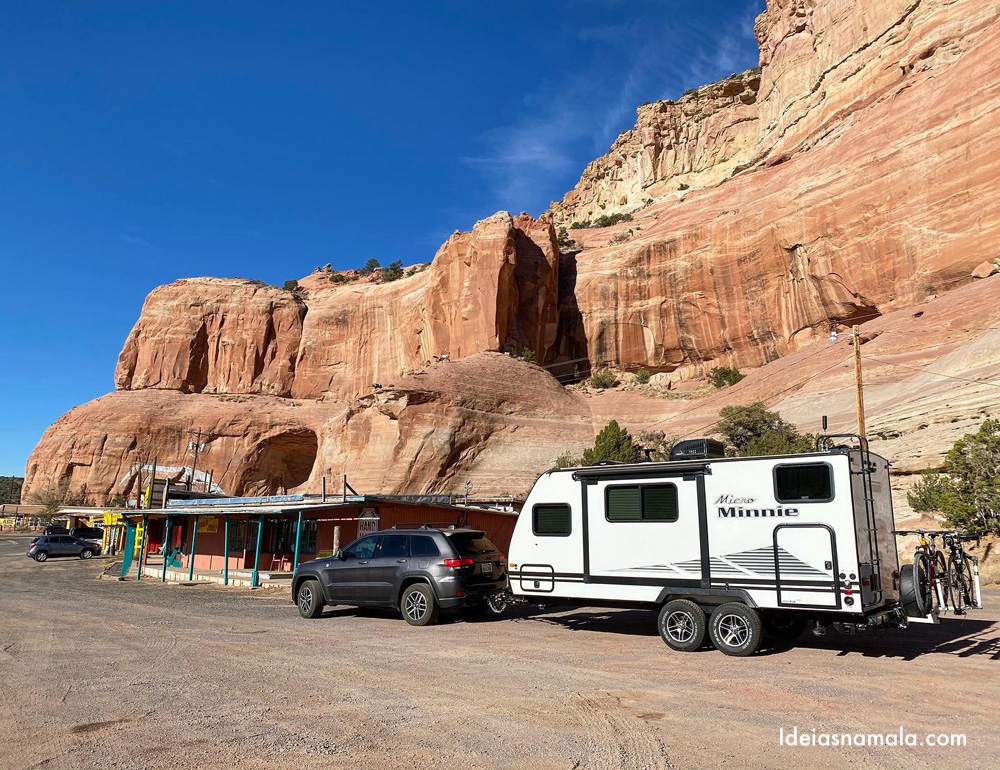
[774, 524, 839, 608]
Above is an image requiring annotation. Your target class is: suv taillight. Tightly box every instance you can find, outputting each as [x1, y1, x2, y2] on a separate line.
[443, 558, 475, 568]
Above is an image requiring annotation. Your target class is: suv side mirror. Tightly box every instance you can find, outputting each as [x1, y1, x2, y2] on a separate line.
[335, 548, 345, 560]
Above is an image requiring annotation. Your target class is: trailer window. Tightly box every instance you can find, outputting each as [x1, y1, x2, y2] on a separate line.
[774, 463, 834, 502]
[606, 484, 678, 522]
[533, 504, 571, 536]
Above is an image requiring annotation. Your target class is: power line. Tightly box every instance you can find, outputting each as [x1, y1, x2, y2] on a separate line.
[861, 353, 1000, 389]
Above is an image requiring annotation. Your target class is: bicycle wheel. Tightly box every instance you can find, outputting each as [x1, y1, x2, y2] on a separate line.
[932, 551, 950, 610]
[909, 552, 932, 617]
[947, 556, 974, 611]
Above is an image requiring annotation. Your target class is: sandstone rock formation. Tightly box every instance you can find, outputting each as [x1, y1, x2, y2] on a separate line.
[23, 0, 1000, 504]
[554, 70, 761, 226]
[115, 278, 306, 396]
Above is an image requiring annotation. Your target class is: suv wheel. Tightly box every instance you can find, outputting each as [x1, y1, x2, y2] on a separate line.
[401, 583, 439, 626]
[34, 551, 48, 562]
[657, 599, 706, 651]
[708, 602, 763, 657]
[80, 549, 94, 560]
[297, 579, 325, 619]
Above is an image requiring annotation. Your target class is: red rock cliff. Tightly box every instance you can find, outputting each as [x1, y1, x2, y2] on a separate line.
[23, 0, 1000, 502]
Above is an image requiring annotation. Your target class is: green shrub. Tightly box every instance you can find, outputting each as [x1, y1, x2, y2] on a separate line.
[282, 280, 299, 292]
[329, 272, 350, 285]
[592, 212, 632, 228]
[634, 368, 651, 385]
[554, 452, 578, 469]
[677, 183, 690, 191]
[708, 365, 745, 389]
[590, 368, 619, 389]
[569, 220, 589, 230]
[361, 258, 381, 275]
[581, 420, 641, 465]
[683, 88, 698, 98]
[556, 226, 580, 251]
[907, 420, 1000, 536]
[637, 430, 675, 462]
[519, 346, 535, 363]
[716, 402, 814, 457]
[381, 259, 404, 282]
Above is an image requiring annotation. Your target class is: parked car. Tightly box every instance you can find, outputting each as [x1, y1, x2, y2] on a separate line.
[42, 525, 69, 536]
[27, 535, 100, 562]
[292, 526, 507, 625]
[69, 525, 104, 541]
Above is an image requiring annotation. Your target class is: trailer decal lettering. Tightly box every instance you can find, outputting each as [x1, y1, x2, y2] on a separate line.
[718, 505, 799, 518]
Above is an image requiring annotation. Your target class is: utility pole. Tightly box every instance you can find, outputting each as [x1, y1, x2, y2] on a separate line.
[187, 431, 208, 491]
[464, 481, 473, 507]
[852, 325, 866, 439]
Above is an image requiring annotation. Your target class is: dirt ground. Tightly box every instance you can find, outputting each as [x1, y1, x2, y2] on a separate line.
[1, 535, 998, 770]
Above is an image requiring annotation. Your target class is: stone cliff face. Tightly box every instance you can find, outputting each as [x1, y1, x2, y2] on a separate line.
[554, 69, 761, 226]
[115, 212, 559, 403]
[24, 0, 1000, 502]
[115, 278, 306, 396]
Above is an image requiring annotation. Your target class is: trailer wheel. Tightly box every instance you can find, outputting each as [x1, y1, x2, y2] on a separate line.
[708, 603, 762, 657]
[657, 599, 706, 651]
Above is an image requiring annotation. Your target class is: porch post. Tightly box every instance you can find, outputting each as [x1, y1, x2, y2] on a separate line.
[251, 516, 264, 588]
[293, 511, 303, 571]
[188, 514, 199, 581]
[223, 515, 230, 586]
[136, 514, 148, 580]
[161, 517, 171, 582]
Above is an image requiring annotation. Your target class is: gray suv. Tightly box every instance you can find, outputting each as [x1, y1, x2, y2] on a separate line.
[27, 535, 100, 561]
[292, 527, 506, 626]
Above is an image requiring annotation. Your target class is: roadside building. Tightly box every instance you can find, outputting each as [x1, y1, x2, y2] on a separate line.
[117, 493, 519, 588]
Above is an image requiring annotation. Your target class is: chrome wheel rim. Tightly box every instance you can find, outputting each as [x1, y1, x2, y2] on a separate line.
[718, 614, 750, 647]
[666, 611, 695, 643]
[37, 553, 47, 561]
[298, 586, 312, 614]
[405, 591, 427, 620]
[82, 550, 92, 559]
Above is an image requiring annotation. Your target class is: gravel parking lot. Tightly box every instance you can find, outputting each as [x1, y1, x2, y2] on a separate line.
[1, 534, 997, 770]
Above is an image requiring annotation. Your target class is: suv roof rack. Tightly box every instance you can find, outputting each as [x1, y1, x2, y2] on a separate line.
[389, 521, 463, 530]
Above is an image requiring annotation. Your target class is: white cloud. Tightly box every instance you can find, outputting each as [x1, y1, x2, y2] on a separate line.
[463, 1, 763, 214]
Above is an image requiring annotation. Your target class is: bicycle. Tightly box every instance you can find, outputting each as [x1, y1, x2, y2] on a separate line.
[894, 530, 950, 616]
[942, 532, 981, 614]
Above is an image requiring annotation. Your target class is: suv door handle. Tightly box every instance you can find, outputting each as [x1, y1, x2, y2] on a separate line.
[359, 560, 370, 565]
[396, 559, 408, 563]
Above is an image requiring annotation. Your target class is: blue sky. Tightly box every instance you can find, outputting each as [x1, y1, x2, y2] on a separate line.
[0, 0, 762, 476]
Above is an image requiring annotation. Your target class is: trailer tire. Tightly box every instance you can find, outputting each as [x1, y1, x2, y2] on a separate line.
[900, 563, 928, 618]
[657, 600, 706, 652]
[708, 603, 762, 657]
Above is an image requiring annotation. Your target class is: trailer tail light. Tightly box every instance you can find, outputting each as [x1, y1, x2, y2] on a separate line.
[443, 558, 475, 568]
[861, 578, 871, 587]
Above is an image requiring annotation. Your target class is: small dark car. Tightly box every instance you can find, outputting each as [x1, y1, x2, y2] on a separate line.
[42, 525, 70, 536]
[69, 525, 104, 541]
[27, 535, 100, 562]
[292, 527, 506, 625]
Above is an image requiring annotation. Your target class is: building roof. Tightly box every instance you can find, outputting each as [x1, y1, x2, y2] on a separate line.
[117, 493, 517, 519]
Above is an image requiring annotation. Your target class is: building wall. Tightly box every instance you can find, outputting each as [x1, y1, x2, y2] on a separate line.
[171, 503, 518, 573]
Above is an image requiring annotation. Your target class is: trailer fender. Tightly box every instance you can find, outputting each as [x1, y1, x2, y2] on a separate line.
[655, 586, 758, 608]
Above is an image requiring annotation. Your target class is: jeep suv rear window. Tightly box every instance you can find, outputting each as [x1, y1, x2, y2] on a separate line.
[448, 533, 498, 555]
[409, 535, 440, 557]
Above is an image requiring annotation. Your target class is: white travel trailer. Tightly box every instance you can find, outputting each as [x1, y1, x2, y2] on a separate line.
[508, 438, 904, 656]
